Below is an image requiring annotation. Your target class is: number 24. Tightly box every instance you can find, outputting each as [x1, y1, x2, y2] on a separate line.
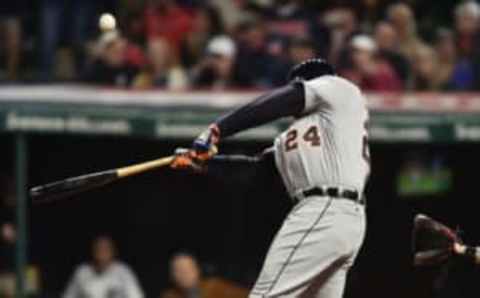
[285, 123, 370, 165]
[285, 126, 320, 151]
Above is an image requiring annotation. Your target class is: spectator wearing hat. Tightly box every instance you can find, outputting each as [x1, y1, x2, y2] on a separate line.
[340, 34, 402, 91]
[455, 1, 480, 58]
[190, 35, 238, 90]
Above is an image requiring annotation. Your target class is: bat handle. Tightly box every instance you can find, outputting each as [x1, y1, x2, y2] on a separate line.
[116, 156, 174, 178]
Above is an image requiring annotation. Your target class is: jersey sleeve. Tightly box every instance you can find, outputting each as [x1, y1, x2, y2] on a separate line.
[301, 75, 358, 114]
[214, 84, 305, 139]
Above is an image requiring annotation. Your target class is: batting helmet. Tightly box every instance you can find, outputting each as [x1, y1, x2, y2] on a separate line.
[287, 58, 335, 82]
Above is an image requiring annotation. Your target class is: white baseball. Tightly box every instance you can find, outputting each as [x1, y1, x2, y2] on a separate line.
[99, 13, 116, 31]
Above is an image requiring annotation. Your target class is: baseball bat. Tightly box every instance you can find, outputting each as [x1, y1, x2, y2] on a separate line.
[30, 155, 174, 203]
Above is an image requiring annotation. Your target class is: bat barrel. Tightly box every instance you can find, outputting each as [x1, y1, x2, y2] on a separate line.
[30, 170, 118, 204]
[30, 155, 174, 203]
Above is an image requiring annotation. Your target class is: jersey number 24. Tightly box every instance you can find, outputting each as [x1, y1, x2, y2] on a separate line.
[285, 123, 370, 165]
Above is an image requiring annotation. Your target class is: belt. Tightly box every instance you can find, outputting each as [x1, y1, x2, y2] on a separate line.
[296, 187, 365, 205]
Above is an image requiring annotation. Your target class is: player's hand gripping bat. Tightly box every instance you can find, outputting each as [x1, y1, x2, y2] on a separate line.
[30, 155, 174, 204]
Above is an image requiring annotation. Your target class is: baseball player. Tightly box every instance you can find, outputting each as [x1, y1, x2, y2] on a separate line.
[171, 59, 370, 297]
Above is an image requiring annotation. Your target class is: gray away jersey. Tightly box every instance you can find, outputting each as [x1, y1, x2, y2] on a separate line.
[274, 75, 370, 198]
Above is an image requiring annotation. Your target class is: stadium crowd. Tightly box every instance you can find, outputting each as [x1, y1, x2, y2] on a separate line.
[2, 0, 480, 91]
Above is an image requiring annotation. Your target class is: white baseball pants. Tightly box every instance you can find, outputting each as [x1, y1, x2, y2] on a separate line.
[249, 196, 366, 298]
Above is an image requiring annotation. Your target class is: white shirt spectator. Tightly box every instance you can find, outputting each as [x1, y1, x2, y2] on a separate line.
[63, 261, 144, 298]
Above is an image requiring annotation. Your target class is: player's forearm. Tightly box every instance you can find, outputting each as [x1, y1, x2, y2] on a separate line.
[214, 84, 305, 139]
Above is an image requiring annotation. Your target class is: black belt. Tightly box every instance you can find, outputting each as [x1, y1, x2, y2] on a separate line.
[299, 187, 364, 205]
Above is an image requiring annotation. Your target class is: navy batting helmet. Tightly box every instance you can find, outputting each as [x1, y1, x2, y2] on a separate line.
[287, 58, 335, 82]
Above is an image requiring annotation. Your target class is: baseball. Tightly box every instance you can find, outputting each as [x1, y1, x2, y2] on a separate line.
[99, 13, 116, 32]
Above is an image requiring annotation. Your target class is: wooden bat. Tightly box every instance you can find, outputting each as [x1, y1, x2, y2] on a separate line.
[30, 155, 174, 204]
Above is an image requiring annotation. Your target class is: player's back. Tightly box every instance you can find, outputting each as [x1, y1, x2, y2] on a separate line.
[274, 75, 370, 198]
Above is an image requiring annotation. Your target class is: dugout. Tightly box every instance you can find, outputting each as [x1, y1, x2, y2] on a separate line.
[1, 87, 480, 298]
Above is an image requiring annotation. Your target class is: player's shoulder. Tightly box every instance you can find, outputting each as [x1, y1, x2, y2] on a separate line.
[304, 75, 365, 109]
[305, 75, 361, 94]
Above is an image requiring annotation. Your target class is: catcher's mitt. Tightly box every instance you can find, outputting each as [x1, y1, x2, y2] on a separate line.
[412, 214, 461, 266]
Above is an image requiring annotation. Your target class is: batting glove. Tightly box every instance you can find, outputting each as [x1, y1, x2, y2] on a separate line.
[192, 124, 220, 160]
[171, 148, 205, 172]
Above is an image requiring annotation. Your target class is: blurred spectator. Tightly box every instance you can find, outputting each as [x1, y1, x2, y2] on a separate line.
[118, 0, 148, 46]
[449, 57, 478, 91]
[374, 21, 410, 86]
[63, 235, 144, 298]
[0, 2, 25, 81]
[325, 7, 359, 65]
[133, 38, 188, 89]
[83, 31, 143, 87]
[256, 0, 330, 57]
[180, 5, 224, 68]
[433, 29, 457, 90]
[40, 0, 98, 80]
[209, 0, 249, 31]
[451, 1, 480, 90]
[288, 36, 316, 65]
[0, 223, 15, 298]
[160, 253, 247, 298]
[340, 34, 402, 91]
[265, 35, 318, 86]
[258, 0, 314, 38]
[190, 35, 238, 90]
[143, 0, 193, 51]
[0, 0, 479, 91]
[0, 223, 40, 298]
[234, 19, 279, 88]
[454, 1, 480, 58]
[387, 3, 425, 63]
[410, 45, 438, 90]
